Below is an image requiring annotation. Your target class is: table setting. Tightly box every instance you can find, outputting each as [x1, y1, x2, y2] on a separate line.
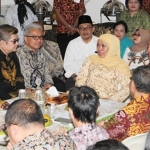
[0, 86, 127, 149]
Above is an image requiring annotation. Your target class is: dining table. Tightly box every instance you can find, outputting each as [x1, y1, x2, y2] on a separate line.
[0, 97, 127, 150]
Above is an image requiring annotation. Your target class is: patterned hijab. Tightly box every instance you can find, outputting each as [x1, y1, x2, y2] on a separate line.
[130, 29, 150, 52]
[89, 34, 131, 78]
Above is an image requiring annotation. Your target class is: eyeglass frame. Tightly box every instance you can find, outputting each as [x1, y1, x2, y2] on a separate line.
[9, 39, 19, 44]
[132, 33, 141, 37]
[78, 26, 93, 32]
[25, 35, 44, 40]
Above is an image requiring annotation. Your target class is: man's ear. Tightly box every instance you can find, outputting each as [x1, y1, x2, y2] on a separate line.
[10, 124, 19, 136]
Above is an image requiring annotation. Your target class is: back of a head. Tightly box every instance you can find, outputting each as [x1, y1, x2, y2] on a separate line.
[5, 99, 44, 128]
[68, 86, 100, 123]
[0, 24, 18, 42]
[86, 139, 129, 150]
[132, 65, 150, 93]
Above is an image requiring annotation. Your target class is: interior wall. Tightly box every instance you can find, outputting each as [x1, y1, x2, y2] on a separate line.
[1, 0, 125, 23]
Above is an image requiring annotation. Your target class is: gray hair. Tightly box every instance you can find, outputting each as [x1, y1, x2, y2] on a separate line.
[24, 22, 43, 36]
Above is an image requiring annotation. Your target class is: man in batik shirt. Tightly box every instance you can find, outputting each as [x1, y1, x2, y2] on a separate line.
[102, 65, 150, 141]
[16, 22, 65, 92]
[5, 99, 76, 150]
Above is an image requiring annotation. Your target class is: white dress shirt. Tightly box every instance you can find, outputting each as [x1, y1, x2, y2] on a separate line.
[64, 35, 98, 78]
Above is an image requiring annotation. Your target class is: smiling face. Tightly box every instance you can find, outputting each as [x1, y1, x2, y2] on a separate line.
[97, 39, 109, 58]
[114, 24, 126, 40]
[127, 0, 140, 12]
[78, 23, 94, 43]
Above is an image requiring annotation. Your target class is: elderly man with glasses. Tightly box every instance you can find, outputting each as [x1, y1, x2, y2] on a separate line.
[64, 15, 98, 90]
[16, 23, 65, 92]
[0, 24, 25, 100]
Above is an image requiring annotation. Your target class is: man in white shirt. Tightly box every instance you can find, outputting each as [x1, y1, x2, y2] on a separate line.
[64, 15, 98, 90]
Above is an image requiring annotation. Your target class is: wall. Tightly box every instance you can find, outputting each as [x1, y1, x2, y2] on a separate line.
[1, 0, 125, 23]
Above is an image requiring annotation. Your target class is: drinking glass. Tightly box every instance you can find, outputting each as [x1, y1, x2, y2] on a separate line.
[18, 89, 26, 99]
[34, 90, 45, 114]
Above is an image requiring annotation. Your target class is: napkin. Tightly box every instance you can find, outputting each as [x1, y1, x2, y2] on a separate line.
[46, 86, 59, 97]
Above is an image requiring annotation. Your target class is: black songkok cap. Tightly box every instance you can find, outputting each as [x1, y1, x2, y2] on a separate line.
[78, 15, 93, 26]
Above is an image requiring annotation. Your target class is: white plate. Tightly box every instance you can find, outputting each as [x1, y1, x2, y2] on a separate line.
[97, 99, 126, 121]
[122, 132, 148, 150]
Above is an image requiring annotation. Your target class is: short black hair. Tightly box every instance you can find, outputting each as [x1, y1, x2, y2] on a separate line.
[132, 65, 150, 93]
[125, 0, 142, 9]
[87, 139, 129, 150]
[113, 20, 128, 33]
[0, 24, 18, 42]
[5, 99, 44, 128]
[68, 86, 100, 123]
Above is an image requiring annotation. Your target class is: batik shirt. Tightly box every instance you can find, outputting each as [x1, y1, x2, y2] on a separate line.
[119, 9, 150, 39]
[53, 0, 85, 33]
[16, 44, 53, 89]
[68, 124, 109, 150]
[13, 129, 77, 150]
[0, 50, 25, 100]
[104, 95, 150, 141]
[41, 40, 64, 77]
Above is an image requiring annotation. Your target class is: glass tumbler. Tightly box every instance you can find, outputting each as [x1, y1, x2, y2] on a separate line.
[34, 90, 45, 114]
[18, 89, 26, 99]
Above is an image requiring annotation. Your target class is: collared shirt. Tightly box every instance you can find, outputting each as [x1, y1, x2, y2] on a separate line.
[16, 44, 53, 89]
[119, 9, 150, 39]
[53, 0, 85, 33]
[41, 40, 64, 77]
[13, 129, 77, 150]
[5, 5, 38, 45]
[0, 50, 25, 100]
[64, 35, 98, 78]
[68, 124, 109, 150]
[104, 95, 150, 141]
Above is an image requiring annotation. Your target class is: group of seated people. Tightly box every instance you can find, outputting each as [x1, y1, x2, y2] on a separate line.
[2, 66, 150, 149]
[1, 0, 150, 149]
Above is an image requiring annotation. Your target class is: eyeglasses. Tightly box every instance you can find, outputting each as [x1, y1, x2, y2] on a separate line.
[10, 39, 19, 44]
[25, 35, 44, 40]
[79, 26, 92, 31]
[132, 33, 141, 37]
